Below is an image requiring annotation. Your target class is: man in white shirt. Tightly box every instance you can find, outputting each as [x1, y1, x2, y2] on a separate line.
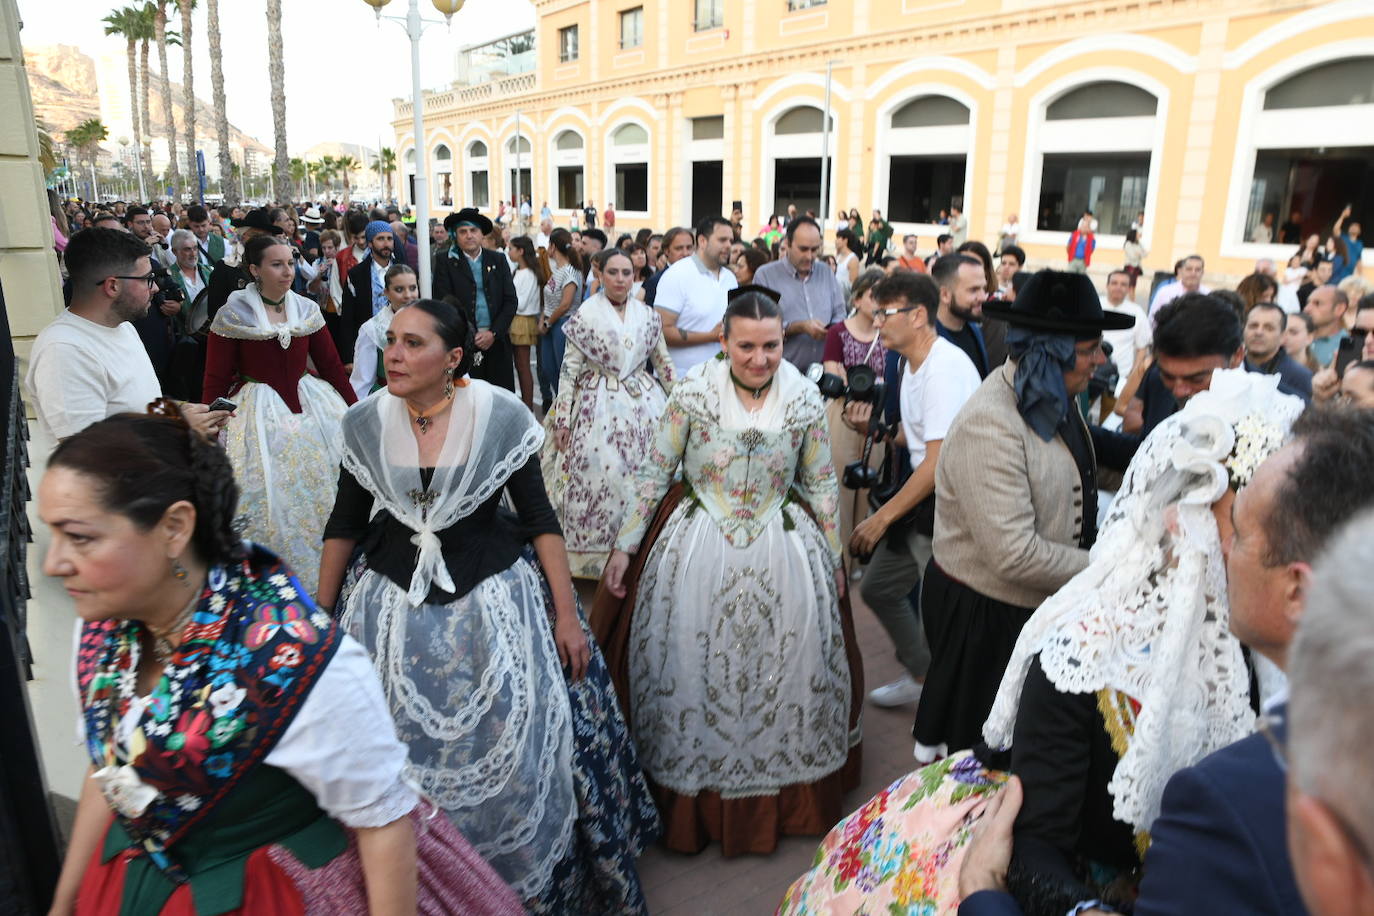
[26, 228, 225, 444]
[1100, 268, 1150, 390]
[534, 218, 553, 251]
[653, 215, 738, 373]
[949, 205, 969, 247]
[1150, 254, 1210, 319]
[849, 271, 981, 708]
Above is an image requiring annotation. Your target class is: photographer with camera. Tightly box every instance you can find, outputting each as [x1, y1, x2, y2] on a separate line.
[123, 206, 185, 389]
[848, 271, 981, 709]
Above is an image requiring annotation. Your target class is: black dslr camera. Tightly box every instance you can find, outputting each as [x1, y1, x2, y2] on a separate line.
[807, 362, 889, 490]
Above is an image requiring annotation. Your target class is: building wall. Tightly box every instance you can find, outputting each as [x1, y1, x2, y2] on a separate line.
[397, 0, 1374, 281]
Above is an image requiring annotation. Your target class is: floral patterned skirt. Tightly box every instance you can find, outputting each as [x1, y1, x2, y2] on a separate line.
[777, 752, 1009, 915]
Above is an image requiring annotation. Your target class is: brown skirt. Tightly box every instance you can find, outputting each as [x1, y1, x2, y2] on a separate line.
[590, 483, 865, 856]
[508, 313, 539, 347]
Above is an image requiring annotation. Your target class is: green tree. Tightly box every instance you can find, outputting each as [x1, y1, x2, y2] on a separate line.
[102, 5, 152, 199]
[373, 147, 397, 202]
[336, 155, 360, 205]
[65, 118, 109, 200]
[35, 118, 57, 175]
[289, 157, 307, 199]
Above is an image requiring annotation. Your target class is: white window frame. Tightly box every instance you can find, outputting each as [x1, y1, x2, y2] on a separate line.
[694, 0, 723, 32]
[872, 87, 976, 238]
[758, 102, 839, 225]
[606, 120, 652, 217]
[465, 139, 490, 210]
[559, 25, 579, 62]
[619, 6, 644, 50]
[549, 128, 587, 212]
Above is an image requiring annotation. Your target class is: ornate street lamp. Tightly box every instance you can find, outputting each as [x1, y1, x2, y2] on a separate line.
[359, 0, 462, 297]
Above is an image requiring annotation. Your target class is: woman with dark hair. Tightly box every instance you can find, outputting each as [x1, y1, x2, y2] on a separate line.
[317, 300, 658, 913]
[599, 287, 859, 857]
[42, 405, 522, 915]
[349, 263, 418, 400]
[203, 234, 356, 597]
[1123, 228, 1148, 292]
[834, 228, 862, 299]
[508, 236, 546, 410]
[615, 233, 634, 252]
[760, 214, 783, 248]
[539, 228, 585, 400]
[732, 246, 769, 286]
[1236, 271, 1280, 314]
[542, 249, 675, 579]
[627, 243, 651, 300]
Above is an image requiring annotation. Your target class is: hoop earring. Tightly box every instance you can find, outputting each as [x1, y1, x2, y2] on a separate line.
[172, 558, 188, 581]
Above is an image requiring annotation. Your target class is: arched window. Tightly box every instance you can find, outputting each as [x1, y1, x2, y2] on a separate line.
[551, 130, 585, 210]
[1241, 58, 1374, 247]
[884, 95, 972, 224]
[766, 105, 836, 217]
[466, 140, 490, 209]
[505, 134, 532, 207]
[432, 143, 453, 207]
[607, 121, 650, 213]
[1031, 80, 1160, 236]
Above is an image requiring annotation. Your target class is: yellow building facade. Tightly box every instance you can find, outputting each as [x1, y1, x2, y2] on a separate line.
[395, 0, 1374, 280]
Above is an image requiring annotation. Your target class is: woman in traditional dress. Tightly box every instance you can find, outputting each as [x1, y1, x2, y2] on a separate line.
[41, 405, 522, 916]
[778, 369, 1303, 915]
[600, 286, 861, 857]
[349, 264, 418, 401]
[316, 299, 659, 914]
[203, 235, 356, 598]
[542, 248, 676, 579]
[820, 267, 888, 563]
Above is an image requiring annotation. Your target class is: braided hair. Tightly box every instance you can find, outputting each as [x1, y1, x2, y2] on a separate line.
[47, 402, 244, 565]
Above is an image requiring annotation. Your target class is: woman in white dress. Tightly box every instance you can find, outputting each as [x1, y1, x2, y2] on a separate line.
[349, 263, 418, 401]
[543, 248, 676, 579]
[202, 235, 356, 597]
[600, 286, 860, 857]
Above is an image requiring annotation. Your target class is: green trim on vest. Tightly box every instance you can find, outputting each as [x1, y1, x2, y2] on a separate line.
[102, 765, 347, 916]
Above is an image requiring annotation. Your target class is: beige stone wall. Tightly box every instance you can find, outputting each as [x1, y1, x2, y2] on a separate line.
[0, 0, 64, 370]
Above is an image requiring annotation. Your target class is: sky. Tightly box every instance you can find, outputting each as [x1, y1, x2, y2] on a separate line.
[17, 0, 537, 152]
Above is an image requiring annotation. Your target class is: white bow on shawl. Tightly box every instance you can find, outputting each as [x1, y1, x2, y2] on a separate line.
[982, 369, 1304, 834]
[340, 381, 544, 606]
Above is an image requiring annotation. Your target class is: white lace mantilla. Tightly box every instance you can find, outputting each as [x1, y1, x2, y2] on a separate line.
[982, 369, 1304, 833]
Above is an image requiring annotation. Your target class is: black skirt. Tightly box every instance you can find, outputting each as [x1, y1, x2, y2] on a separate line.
[913, 558, 1034, 751]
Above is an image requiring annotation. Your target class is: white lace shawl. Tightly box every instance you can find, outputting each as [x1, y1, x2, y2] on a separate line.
[982, 369, 1305, 833]
[211, 286, 325, 349]
[340, 381, 544, 605]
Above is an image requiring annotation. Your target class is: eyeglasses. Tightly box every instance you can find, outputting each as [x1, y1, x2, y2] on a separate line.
[1074, 341, 1105, 358]
[103, 273, 157, 288]
[874, 305, 920, 318]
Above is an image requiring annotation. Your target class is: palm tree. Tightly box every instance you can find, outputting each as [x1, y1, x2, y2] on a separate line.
[266, 0, 289, 202]
[136, 2, 155, 196]
[152, 0, 181, 199]
[289, 157, 307, 199]
[336, 155, 360, 205]
[102, 6, 149, 200]
[65, 118, 108, 200]
[36, 119, 58, 175]
[178, 0, 197, 200]
[205, 0, 235, 204]
[317, 155, 337, 194]
[373, 147, 397, 202]
[306, 159, 324, 199]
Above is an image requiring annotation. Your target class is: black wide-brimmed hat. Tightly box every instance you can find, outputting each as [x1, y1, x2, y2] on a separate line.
[982, 269, 1135, 337]
[237, 207, 286, 235]
[443, 207, 493, 235]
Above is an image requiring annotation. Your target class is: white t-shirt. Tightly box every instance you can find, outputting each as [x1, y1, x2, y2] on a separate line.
[900, 336, 981, 470]
[653, 254, 738, 373]
[513, 268, 541, 317]
[1100, 298, 1151, 391]
[25, 310, 162, 441]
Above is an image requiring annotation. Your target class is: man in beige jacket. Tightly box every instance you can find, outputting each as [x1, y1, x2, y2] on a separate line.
[912, 270, 1138, 761]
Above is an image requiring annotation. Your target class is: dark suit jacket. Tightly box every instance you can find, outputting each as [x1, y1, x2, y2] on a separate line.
[959, 703, 1306, 916]
[1244, 350, 1314, 402]
[431, 248, 518, 338]
[339, 255, 390, 367]
[432, 248, 519, 390]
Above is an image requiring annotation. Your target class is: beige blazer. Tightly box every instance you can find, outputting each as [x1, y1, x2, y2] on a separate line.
[932, 360, 1091, 609]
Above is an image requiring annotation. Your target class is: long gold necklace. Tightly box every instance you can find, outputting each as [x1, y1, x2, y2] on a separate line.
[147, 592, 200, 664]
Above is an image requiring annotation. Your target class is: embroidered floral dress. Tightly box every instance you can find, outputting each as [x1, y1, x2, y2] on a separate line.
[72, 545, 522, 916]
[613, 357, 853, 853]
[203, 287, 357, 597]
[541, 293, 676, 578]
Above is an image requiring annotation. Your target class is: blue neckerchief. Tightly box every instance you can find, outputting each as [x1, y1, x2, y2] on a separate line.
[1007, 326, 1076, 442]
[369, 258, 388, 316]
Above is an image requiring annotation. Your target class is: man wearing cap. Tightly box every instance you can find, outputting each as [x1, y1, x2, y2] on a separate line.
[913, 270, 1138, 761]
[433, 207, 519, 392]
[338, 220, 399, 366]
[204, 207, 286, 323]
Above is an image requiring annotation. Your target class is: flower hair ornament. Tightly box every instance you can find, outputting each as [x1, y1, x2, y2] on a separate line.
[982, 369, 1305, 836]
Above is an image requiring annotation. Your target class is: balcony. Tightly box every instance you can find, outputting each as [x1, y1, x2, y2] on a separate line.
[397, 71, 538, 118]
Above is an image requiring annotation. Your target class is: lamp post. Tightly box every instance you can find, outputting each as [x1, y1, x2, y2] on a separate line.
[361, 0, 465, 298]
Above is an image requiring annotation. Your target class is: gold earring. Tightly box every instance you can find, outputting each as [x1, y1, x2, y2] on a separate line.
[172, 558, 188, 581]
[444, 374, 455, 399]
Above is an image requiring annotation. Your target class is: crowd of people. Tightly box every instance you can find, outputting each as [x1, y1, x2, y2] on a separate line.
[25, 186, 1374, 915]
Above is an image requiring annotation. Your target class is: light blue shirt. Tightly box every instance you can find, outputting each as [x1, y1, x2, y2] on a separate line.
[466, 253, 490, 330]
